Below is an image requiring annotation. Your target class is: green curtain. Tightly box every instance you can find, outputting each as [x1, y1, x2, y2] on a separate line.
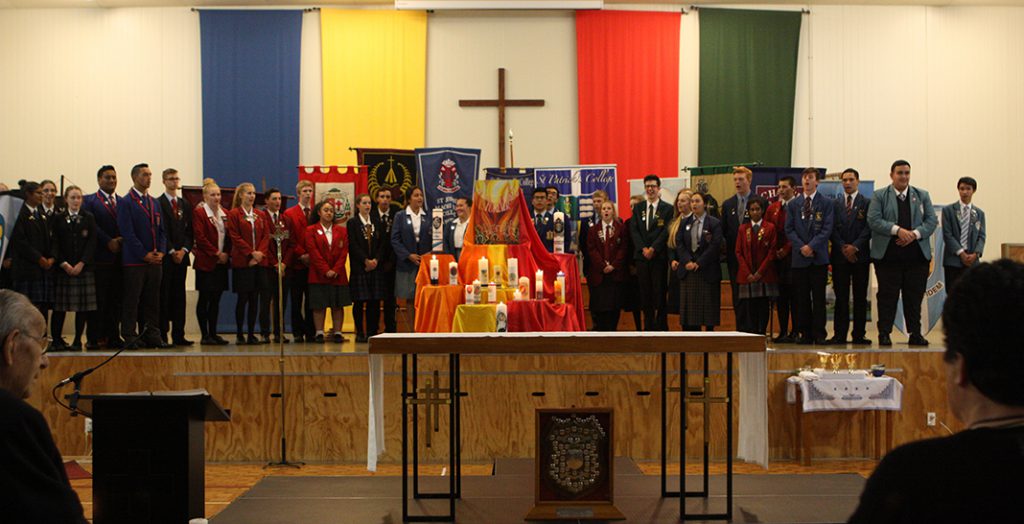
[698, 8, 802, 167]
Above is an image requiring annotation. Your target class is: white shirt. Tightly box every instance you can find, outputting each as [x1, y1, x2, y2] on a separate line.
[359, 213, 373, 231]
[321, 223, 333, 247]
[406, 206, 426, 241]
[453, 218, 469, 249]
[201, 202, 227, 252]
[889, 187, 922, 239]
[843, 191, 859, 205]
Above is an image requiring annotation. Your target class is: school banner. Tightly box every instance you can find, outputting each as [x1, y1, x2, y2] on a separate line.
[416, 147, 479, 224]
[298, 165, 368, 223]
[471, 180, 524, 245]
[0, 192, 25, 273]
[356, 148, 418, 207]
[484, 168, 536, 196]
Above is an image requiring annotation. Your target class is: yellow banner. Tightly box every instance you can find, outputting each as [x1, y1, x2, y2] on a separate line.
[321, 9, 427, 165]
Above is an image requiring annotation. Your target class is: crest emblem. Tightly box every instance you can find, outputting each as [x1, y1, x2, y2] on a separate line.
[437, 159, 461, 194]
[546, 414, 606, 494]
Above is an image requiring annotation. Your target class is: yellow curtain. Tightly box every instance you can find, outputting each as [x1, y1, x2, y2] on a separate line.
[320, 9, 427, 165]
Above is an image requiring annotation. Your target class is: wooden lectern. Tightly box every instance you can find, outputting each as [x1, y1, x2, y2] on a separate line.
[77, 391, 230, 524]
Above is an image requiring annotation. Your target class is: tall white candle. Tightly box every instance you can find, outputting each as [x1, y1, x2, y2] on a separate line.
[472, 279, 482, 304]
[448, 261, 459, 285]
[464, 284, 474, 305]
[478, 257, 489, 284]
[496, 302, 508, 332]
[555, 271, 566, 304]
[507, 258, 519, 285]
[431, 208, 444, 253]
[488, 281, 497, 303]
[535, 270, 544, 300]
[518, 276, 530, 297]
[553, 211, 565, 254]
[429, 255, 439, 285]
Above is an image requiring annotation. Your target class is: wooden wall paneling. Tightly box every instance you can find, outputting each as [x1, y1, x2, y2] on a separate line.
[302, 374, 371, 462]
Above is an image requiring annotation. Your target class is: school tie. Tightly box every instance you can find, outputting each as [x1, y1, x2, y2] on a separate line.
[802, 195, 812, 219]
[691, 219, 700, 251]
[605, 224, 611, 241]
[898, 191, 906, 202]
[647, 204, 654, 231]
[960, 206, 971, 251]
[846, 195, 853, 213]
[172, 197, 179, 217]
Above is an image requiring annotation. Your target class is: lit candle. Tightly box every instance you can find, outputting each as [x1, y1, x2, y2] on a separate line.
[472, 279, 482, 304]
[555, 271, 566, 304]
[429, 255, 439, 285]
[496, 301, 508, 332]
[535, 270, 544, 300]
[488, 281, 497, 303]
[448, 261, 459, 285]
[513, 289, 523, 301]
[508, 258, 519, 285]
[518, 276, 530, 297]
[464, 284, 474, 305]
[478, 256, 489, 284]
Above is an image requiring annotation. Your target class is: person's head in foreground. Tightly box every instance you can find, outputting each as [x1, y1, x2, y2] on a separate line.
[848, 259, 1024, 524]
[0, 290, 49, 399]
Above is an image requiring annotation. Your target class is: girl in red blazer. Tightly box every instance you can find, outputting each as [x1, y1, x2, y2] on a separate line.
[305, 200, 352, 343]
[193, 179, 231, 345]
[226, 182, 271, 345]
[586, 201, 628, 331]
[735, 197, 778, 335]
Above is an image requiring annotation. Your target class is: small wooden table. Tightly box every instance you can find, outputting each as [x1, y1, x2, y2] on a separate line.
[792, 385, 895, 466]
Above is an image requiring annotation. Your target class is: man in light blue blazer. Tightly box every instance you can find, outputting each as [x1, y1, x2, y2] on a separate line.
[785, 167, 834, 345]
[867, 160, 937, 347]
[942, 176, 985, 292]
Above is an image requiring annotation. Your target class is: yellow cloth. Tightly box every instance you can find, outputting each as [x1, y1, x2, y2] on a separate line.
[320, 9, 426, 165]
[451, 305, 497, 333]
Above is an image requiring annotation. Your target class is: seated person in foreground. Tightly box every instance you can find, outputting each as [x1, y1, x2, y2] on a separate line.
[848, 259, 1024, 524]
[0, 290, 87, 523]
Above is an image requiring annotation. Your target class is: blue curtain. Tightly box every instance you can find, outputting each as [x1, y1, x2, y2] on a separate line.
[200, 10, 302, 193]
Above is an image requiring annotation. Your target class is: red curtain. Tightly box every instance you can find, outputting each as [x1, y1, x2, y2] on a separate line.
[576, 11, 680, 218]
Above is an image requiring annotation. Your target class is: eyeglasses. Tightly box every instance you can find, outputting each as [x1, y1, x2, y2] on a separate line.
[20, 331, 52, 354]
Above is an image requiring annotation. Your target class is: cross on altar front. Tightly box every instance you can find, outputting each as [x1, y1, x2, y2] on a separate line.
[459, 68, 545, 169]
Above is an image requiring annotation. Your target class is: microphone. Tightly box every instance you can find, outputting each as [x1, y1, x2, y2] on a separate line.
[54, 346, 127, 416]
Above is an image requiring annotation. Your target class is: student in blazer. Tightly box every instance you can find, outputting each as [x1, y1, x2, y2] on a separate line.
[673, 192, 723, 332]
[629, 174, 674, 331]
[941, 176, 986, 292]
[586, 201, 628, 331]
[192, 180, 231, 345]
[305, 200, 351, 343]
[829, 168, 873, 345]
[226, 183, 271, 345]
[784, 168, 834, 345]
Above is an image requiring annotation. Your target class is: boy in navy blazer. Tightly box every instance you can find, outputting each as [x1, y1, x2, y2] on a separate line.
[81, 165, 123, 349]
[829, 169, 872, 345]
[117, 163, 169, 349]
[942, 176, 985, 292]
[785, 167, 834, 344]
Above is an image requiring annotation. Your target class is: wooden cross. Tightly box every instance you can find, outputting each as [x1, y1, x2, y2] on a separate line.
[459, 68, 545, 169]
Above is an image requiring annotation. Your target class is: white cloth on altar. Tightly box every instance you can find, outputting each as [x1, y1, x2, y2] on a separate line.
[367, 355, 385, 471]
[787, 375, 903, 413]
[737, 352, 768, 469]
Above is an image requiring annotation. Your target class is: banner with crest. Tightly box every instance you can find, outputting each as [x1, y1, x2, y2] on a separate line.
[355, 148, 418, 207]
[297, 165, 368, 223]
[415, 147, 479, 224]
[484, 168, 536, 196]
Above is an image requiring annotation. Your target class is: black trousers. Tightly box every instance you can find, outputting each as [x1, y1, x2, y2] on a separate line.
[159, 259, 188, 342]
[792, 264, 828, 341]
[196, 271, 224, 339]
[775, 263, 798, 337]
[875, 259, 929, 336]
[635, 256, 668, 331]
[592, 310, 620, 331]
[727, 259, 749, 334]
[90, 264, 122, 344]
[944, 265, 966, 294]
[353, 300, 382, 337]
[832, 259, 870, 340]
[262, 267, 284, 337]
[122, 263, 162, 342]
[382, 270, 398, 333]
[737, 297, 770, 335]
[287, 270, 314, 339]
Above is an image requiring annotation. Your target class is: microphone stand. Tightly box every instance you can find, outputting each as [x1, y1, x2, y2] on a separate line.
[267, 225, 302, 469]
[52, 346, 127, 419]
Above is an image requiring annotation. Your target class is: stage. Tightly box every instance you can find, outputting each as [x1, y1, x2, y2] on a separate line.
[209, 458, 864, 524]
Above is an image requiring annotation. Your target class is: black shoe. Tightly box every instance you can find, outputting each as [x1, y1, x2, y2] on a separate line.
[292, 334, 305, 343]
[314, 334, 325, 343]
[107, 338, 125, 349]
[211, 335, 229, 345]
[878, 334, 892, 346]
[813, 338, 829, 346]
[332, 332, 344, 343]
[85, 341, 101, 350]
[259, 335, 272, 345]
[247, 334, 259, 345]
[355, 334, 368, 343]
[200, 336, 218, 345]
[173, 338, 195, 346]
[273, 336, 291, 344]
[772, 335, 795, 344]
[69, 341, 83, 351]
[51, 338, 68, 352]
[122, 339, 141, 350]
[851, 338, 872, 345]
[826, 336, 848, 345]
[236, 335, 248, 345]
[908, 334, 930, 347]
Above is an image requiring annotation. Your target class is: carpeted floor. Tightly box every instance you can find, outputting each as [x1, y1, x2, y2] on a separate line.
[211, 459, 864, 524]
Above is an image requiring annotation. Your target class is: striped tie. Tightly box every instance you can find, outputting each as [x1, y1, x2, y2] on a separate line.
[960, 206, 970, 251]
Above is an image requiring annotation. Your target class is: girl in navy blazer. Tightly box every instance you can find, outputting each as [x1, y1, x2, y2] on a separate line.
[673, 192, 723, 331]
[389, 187, 431, 328]
[50, 186, 97, 350]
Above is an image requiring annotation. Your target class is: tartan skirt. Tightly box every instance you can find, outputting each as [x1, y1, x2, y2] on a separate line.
[738, 281, 779, 299]
[53, 270, 97, 312]
[679, 275, 720, 327]
[14, 273, 54, 307]
[351, 270, 387, 301]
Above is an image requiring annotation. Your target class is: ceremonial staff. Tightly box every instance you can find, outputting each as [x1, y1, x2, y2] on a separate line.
[267, 225, 302, 468]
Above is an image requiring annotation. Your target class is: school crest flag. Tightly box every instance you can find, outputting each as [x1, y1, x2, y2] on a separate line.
[298, 165, 368, 223]
[416, 147, 479, 224]
[356, 148, 418, 207]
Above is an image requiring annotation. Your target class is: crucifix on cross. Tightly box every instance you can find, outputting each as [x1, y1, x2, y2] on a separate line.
[459, 68, 545, 169]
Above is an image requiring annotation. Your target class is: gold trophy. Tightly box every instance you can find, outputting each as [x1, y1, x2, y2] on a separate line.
[817, 352, 830, 371]
[829, 353, 843, 373]
[845, 353, 857, 372]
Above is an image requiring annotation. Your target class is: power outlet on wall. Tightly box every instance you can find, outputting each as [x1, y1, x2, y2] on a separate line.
[84, 417, 93, 434]
[926, 412, 937, 427]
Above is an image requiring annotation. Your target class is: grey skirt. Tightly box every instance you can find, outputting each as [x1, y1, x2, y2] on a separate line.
[309, 284, 353, 310]
[394, 269, 418, 301]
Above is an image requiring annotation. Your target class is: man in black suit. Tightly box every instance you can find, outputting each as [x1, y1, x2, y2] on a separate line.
[721, 166, 754, 330]
[371, 188, 401, 333]
[629, 174, 674, 331]
[828, 168, 872, 345]
[157, 168, 193, 346]
[530, 188, 554, 252]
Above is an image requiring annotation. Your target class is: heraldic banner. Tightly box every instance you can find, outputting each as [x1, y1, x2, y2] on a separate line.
[484, 168, 536, 196]
[415, 147, 479, 224]
[356, 148, 418, 208]
[298, 165, 368, 223]
[456, 180, 586, 329]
